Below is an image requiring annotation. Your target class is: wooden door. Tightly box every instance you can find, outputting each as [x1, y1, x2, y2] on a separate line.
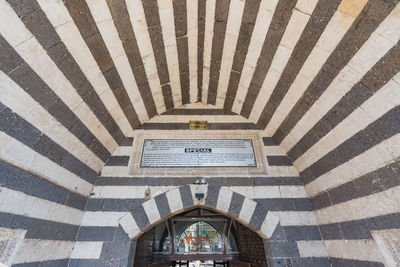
[228, 261, 251, 267]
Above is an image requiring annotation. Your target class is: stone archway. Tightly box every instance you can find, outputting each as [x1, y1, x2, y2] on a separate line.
[118, 185, 280, 241]
[115, 184, 281, 266]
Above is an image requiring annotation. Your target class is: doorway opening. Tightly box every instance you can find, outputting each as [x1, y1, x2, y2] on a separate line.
[134, 208, 268, 267]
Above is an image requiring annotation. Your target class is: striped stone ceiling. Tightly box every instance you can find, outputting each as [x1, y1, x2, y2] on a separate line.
[1, 0, 399, 158]
[1, 0, 400, 265]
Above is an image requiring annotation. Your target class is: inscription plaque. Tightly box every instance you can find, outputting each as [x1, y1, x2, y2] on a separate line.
[189, 121, 208, 130]
[140, 139, 256, 167]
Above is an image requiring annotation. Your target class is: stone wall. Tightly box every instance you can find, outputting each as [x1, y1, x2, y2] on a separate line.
[0, 0, 399, 266]
[69, 132, 329, 267]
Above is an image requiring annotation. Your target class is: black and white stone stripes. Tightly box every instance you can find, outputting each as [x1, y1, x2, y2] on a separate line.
[1, 0, 400, 266]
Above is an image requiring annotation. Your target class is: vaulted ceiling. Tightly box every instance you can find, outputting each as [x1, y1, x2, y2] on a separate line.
[0, 0, 399, 165]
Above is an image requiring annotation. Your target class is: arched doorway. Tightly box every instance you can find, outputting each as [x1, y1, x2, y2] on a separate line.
[134, 208, 268, 267]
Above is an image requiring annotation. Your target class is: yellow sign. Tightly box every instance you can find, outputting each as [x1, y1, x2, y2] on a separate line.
[189, 121, 208, 130]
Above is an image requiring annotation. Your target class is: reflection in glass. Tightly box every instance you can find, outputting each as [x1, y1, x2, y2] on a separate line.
[146, 208, 240, 256]
[152, 221, 171, 254]
[175, 221, 224, 254]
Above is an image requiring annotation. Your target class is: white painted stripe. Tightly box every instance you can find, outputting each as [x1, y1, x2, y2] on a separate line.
[126, 0, 166, 113]
[166, 187, 184, 214]
[0, 187, 83, 225]
[147, 115, 251, 123]
[265, 11, 355, 137]
[294, 76, 400, 172]
[214, 0, 245, 106]
[297, 241, 328, 258]
[216, 187, 234, 213]
[201, 0, 216, 101]
[158, 0, 182, 106]
[112, 146, 132, 156]
[80, 211, 126, 227]
[13, 239, 74, 264]
[249, 0, 319, 123]
[0, 1, 117, 153]
[324, 239, 384, 263]
[86, 0, 149, 123]
[91, 186, 177, 199]
[0, 132, 93, 196]
[229, 0, 278, 111]
[315, 186, 400, 225]
[0, 71, 103, 171]
[281, 4, 400, 151]
[70, 242, 103, 259]
[37, 0, 136, 134]
[187, 0, 198, 103]
[271, 211, 318, 226]
[238, 197, 257, 224]
[306, 133, 400, 197]
[143, 198, 161, 224]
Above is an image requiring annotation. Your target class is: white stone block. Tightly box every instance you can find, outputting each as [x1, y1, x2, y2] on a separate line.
[0, 227, 26, 266]
[238, 198, 257, 224]
[273, 211, 318, 226]
[216, 188, 233, 213]
[119, 213, 141, 239]
[13, 240, 74, 264]
[297, 241, 328, 257]
[81, 212, 126, 227]
[166, 188, 184, 214]
[324, 239, 384, 262]
[260, 212, 280, 238]
[0, 1, 32, 46]
[70, 242, 103, 259]
[37, 0, 71, 27]
[372, 229, 400, 267]
[142, 198, 161, 224]
[280, 10, 310, 50]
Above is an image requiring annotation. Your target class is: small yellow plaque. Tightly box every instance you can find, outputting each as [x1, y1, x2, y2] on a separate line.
[189, 121, 208, 130]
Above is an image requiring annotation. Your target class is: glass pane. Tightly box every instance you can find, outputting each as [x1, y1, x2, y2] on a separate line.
[181, 209, 200, 216]
[152, 221, 171, 254]
[175, 221, 224, 254]
[227, 221, 239, 253]
[200, 209, 218, 216]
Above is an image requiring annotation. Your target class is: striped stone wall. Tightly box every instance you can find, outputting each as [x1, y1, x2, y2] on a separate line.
[0, 116, 91, 265]
[68, 135, 330, 267]
[0, 0, 399, 266]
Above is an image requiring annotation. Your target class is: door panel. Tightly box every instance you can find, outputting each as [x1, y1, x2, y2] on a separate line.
[228, 261, 251, 267]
